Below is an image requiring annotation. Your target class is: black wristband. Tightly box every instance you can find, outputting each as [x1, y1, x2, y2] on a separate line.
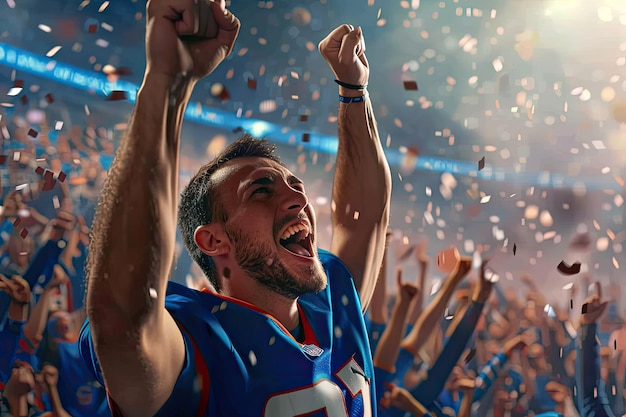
[334, 79, 368, 90]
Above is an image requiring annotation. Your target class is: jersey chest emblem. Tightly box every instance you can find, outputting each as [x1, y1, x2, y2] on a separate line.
[302, 344, 324, 357]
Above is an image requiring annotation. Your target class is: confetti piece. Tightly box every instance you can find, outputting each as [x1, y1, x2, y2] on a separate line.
[570, 299, 573, 309]
[42, 170, 56, 191]
[0, 155, 6, 165]
[513, 244, 517, 255]
[149, 288, 157, 298]
[219, 87, 230, 102]
[299, 115, 309, 122]
[302, 133, 310, 143]
[27, 128, 38, 138]
[8, 86, 22, 96]
[464, 348, 476, 364]
[403, 80, 418, 91]
[35, 166, 44, 175]
[478, 156, 485, 171]
[247, 78, 257, 90]
[20, 96, 28, 105]
[480, 195, 491, 204]
[57, 172, 66, 182]
[20, 228, 28, 239]
[106, 90, 128, 101]
[14, 80, 23, 88]
[13, 218, 21, 227]
[45, 45, 62, 58]
[45, 93, 54, 103]
[557, 261, 581, 275]
[581, 303, 588, 314]
[615, 339, 617, 350]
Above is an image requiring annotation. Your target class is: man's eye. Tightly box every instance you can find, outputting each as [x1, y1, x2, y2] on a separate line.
[253, 187, 270, 194]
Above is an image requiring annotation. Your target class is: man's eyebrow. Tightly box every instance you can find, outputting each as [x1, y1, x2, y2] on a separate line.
[241, 176, 274, 194]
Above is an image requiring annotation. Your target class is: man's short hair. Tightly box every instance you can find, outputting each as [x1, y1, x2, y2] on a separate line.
[178, 134, 282, 292]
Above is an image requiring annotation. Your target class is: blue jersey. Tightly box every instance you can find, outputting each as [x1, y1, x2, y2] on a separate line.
[55, 340, 110, 417]
[80, 249, 377, 416]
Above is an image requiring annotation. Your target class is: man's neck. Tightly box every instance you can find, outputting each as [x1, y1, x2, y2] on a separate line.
[223, 275, 300, 331]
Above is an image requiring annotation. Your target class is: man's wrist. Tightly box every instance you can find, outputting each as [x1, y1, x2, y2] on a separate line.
[338, 86, 368, 98]
[141, 71, 195, 104]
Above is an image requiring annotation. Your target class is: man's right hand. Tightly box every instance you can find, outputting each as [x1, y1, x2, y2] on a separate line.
[145, 0, 240, 81]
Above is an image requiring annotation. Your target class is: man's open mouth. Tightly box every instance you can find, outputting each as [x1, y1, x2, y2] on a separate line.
[278, 222, 314, 257]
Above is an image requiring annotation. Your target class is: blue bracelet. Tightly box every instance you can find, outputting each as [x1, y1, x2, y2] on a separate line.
[339, 95, 365, 103]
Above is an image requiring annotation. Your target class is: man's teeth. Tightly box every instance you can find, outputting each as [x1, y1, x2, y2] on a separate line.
[280, 224, 310, 241]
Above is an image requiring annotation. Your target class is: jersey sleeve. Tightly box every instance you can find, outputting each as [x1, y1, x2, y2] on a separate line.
[410, 300, 485, 408]
[579, 322, 615, 417]
[78, 318, 207, 417]
[472, 351, 509, 403]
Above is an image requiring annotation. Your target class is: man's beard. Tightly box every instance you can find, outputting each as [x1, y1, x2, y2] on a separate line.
[224, 223, 327, 299]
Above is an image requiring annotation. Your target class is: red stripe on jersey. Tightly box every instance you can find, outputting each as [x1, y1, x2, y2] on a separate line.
[106, 390, 125, 417]
[19, 336, 36, 354]
[298, 303, 320, 347]
[175, 320, 211, 417]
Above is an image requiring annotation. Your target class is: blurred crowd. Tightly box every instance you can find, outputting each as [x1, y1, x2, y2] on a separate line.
[0, 114, 624, 417]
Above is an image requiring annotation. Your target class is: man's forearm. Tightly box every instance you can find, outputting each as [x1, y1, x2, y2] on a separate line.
[406, 262, 427, 325]
[402, 275, 461, 355]
[22, 289, 53, 345]
[331, 95, 391, 308]
[368, 249, 388, 324]
[374, 299, 411, 372]
[87, 73, 193, 331]
[48, 384, 74, 417]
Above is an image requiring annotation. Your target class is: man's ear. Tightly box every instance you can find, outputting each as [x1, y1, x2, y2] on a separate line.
[194, 223, 231, 257]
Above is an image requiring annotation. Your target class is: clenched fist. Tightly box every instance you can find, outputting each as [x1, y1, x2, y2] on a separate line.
[145, 0, 240, 81]
[319, 24, 369, 93]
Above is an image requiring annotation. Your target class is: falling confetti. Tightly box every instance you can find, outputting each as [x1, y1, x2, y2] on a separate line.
[464, 348, 476, 364]
[513, 244, 517, 255]
[478, 156, 485, 171]
[302, 133, 310, 143]
[27, 128, 38, 138]
[557, 261, 581, 275]
[403, 80, 418, 91]
[247, 78, 257, 90]
[20, 228, 28, 239]
[106, 91, 128, 101]
[45, 46, 62, 57]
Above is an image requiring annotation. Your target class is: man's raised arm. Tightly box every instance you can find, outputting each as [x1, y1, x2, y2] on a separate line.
[85, 1, 239, 416]
[319, 25, 392, 312]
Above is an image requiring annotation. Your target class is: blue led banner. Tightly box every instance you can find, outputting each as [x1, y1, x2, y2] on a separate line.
[0, 42, 619, 191]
